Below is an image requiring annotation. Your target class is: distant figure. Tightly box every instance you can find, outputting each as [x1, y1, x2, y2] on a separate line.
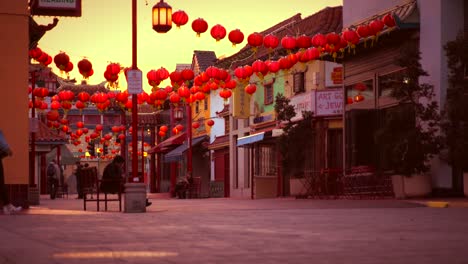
[0, 129, 22, 215]
[175, 172, 193, 199]
[74, 161, 83, 199]
[47, 160, 60, 199]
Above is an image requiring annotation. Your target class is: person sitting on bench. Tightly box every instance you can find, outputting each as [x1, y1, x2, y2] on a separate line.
[100, 155, 152, 207]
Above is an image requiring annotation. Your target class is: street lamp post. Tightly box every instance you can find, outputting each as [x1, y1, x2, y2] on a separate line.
[126, 0, 171, 212]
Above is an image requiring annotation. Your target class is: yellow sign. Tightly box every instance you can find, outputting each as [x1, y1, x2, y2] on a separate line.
[233, 87, 250, 119]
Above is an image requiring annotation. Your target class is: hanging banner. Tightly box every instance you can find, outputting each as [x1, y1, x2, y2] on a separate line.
[31, 0, 82, 17]
[233, 88, 250, 119]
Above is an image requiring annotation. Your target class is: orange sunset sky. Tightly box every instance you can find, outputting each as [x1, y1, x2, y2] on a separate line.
[34, 0, 342, 91]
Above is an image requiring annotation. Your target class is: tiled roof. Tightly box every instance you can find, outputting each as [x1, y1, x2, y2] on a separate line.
[215, 6, 343, 69]
[192, 50, 217, 72]
[30, 119, 67, 144]
[57, 79, 108, 95]
[216, 104, 229, 117]
[347, 0, 417, 29]
[208, 135, 229, 150]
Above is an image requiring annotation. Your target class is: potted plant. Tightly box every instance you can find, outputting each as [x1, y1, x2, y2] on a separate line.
[374, 42, 442, 198]
[442, 32, 468, 197]
[274, 94, 314, 197]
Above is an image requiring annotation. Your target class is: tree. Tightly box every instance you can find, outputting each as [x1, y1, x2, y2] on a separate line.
[274, 93, 314, 176]
[442, 32, 468, 172]
[374, 42, 442, 176]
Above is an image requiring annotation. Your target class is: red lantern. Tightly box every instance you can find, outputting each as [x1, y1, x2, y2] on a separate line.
[160, 125, 168, 132]
[311, 33, 327, 49]
[95, 124, 103, 132]
[194, 91, 205, 101]
[172, 10, 188, 28]
[78, 59, 93, 77]
[180, 69, 194, 81]
[245, 84, 257, 95]
[76, 129, 84, 136]
[263, 34, 279, 50]
[83, 128, 89, 134]
[29, 47, 42, 60]
[50, 100, 61, 110]
[326, 32, 341, 49]
[281, 35, 296, 50]
[228, 29, 244, 47]
[342, 29, 360, 53]
[206, 120, 215, 127]
[118, 133, 126, 140]
[219, 89, 232, 100]
[382, 13, 396, 28]
[77, 91, 90, 102]
[354, 94, 365, 102]
[177, 86, 191, 99]
[170, 71, 182, 84]
[147, 69, 160, 88]
[296, 35, 312, 49]
[53, 52, 70, 71]
[192, 18, 208, 37]
[61, 125, 69, 133]
[170, 92, 181, 104]
[247, 32, 264, 51]
[267, 60, 280, 73]
[158, 131, 166, 137]
[252, 60, 268, 78]
[210, 24, 226, 41]
[46, 110, 60, 121]
[205, 66, 220, 80]
[369, 19, 385, 36]
[356, 25, 371, 38]
[192, 122, 200, 129]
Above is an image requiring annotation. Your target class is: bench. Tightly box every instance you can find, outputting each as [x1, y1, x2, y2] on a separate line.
[82, 167, 123, 211]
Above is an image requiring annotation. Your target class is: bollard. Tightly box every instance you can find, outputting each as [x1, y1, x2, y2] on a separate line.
[124, 183, 146, 213]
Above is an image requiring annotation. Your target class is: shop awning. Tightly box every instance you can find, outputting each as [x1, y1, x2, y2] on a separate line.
[237, 132, 267, 147]
[148, 132, 186, 154]
[164, 135, 208, 163]
[237, 129, 284, 147]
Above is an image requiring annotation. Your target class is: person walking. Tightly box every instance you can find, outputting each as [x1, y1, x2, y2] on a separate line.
[47, 159, 60, 199]
[0, 129, 21, 215]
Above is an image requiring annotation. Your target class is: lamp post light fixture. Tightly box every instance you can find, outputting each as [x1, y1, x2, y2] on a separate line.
[173, 106, 184, 122]
[152, 0, 172, 33]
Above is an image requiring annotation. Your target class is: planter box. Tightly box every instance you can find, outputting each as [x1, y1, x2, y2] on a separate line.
[289, 178, 307, 196]
[391, 174, 432, 199]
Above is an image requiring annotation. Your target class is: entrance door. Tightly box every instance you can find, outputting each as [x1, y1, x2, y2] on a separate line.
[327, 129, 343, 169]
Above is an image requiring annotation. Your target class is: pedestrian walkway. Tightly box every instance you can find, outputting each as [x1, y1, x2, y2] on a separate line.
[2, 195, 468, 264]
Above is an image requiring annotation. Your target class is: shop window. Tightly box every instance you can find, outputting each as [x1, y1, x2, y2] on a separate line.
[378, 69, 407, 97]
[293, 72, 305, 93]
[344, 109, 379, 170]
[84, 115, 100, 125]
[195, 101, 199, 114]
[264, 83, 274, 105]
[257, 144, 277, 176]
[345, 79, 374, 106]
[204, 98, 208, 110]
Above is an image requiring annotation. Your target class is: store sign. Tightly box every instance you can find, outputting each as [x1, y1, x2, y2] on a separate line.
[32, 0, 82, 17]
[253, 112, 274, 124]
[233, 88, 250, 119]
[315, 89, 343, 116]
[325, 61, 343, 87]
[289, 91, 314, 122]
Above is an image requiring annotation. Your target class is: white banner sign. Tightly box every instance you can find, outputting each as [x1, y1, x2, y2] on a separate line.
[127, 69, 143, 95]
[315, 89, 343, 116]
[38, 0, 77, 9]
[289, 91, 314, 122]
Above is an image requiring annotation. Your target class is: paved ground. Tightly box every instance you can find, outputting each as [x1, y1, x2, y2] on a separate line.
[1, 195, 468, 264]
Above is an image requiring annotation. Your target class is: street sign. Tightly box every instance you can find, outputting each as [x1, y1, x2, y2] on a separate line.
[127, 69, 143, 94]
